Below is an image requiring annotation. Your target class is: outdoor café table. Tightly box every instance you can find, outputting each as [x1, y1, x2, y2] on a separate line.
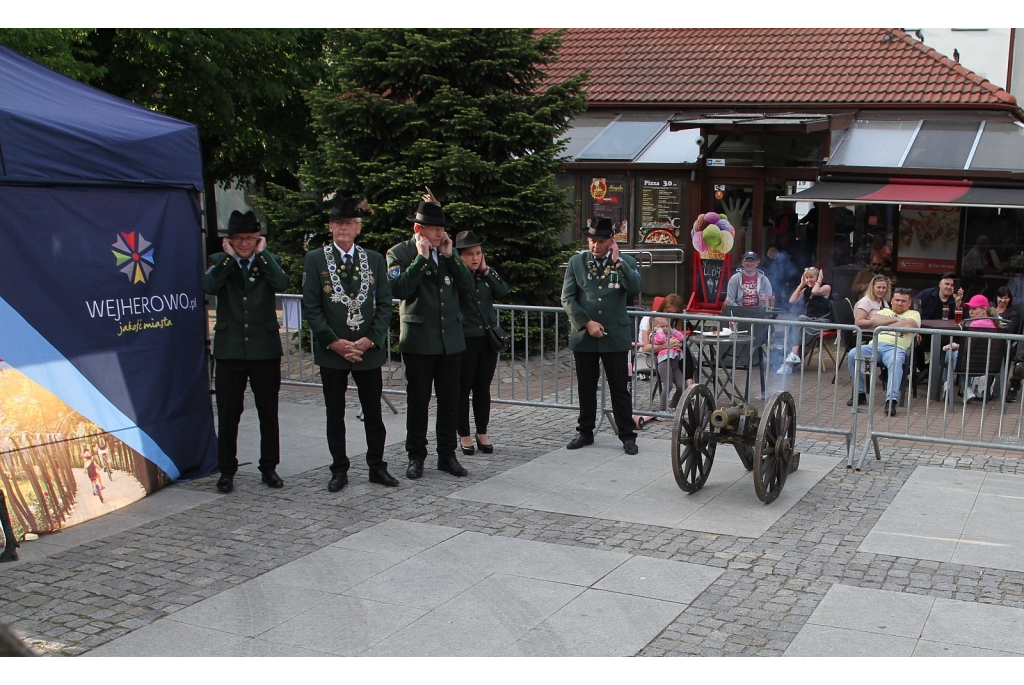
[688, 330, 756, 405]
[920, 318, 961, 401]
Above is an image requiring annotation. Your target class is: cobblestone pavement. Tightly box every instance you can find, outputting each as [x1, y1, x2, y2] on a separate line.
[2, 388, 1023, 656]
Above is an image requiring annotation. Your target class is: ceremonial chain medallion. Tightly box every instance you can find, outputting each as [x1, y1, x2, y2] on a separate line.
[325, 245, 371, 330]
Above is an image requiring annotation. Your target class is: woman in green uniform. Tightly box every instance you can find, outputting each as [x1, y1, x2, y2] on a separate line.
[456, 230, 509, 455]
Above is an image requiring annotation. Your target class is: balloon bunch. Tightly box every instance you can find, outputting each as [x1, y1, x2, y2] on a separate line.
[691, 211, 736, 259]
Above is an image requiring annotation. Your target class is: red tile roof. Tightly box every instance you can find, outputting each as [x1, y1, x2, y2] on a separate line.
[539, 28, 1018, 110]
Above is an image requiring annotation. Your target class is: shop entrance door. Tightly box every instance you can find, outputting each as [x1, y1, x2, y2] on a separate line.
[706, 179, 761, 258]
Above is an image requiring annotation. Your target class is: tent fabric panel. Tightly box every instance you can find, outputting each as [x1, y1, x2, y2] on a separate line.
[0, 46, 203, 190]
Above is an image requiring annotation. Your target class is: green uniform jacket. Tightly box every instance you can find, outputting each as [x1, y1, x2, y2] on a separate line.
[459, 269, 510, 338]
[302, 244, 392, 371]
[561, 252, 642, 353]
[386, 239, 473, 355]
[202, 250, 289, 360]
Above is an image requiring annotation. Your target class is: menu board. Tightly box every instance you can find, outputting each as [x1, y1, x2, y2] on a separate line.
[638, 178, 682, 244]
[896, 205, 960, 274]
[588, 175, 629, 243]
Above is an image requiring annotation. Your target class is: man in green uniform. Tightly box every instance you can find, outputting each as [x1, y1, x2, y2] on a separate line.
[561, 217, 643, 454]
[387, 198, 474, 480]
[202, 210, 290, 493]
[303, 195, 398, 492]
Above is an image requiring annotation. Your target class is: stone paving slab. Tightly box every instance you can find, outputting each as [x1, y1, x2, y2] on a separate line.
[784, 584, 1024, 656]
[86, 520, 722, 657]
[860, 466, 1024, 572]
[452, 437, 841, 538]
[5, 395, 1024, 657]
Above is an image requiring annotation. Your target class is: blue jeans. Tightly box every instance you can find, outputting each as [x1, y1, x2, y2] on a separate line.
[848, 342, 907, 401]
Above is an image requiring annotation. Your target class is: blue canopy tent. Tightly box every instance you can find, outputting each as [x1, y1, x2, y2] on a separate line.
[0, 46, 216, 534]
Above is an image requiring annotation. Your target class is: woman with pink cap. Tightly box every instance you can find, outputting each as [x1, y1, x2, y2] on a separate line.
[943, 294, 1003, 401]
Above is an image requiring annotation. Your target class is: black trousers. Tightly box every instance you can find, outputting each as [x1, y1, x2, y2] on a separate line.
[321, 366, 387, 476]
[458, 336, 499, 437]
[574, 350, 637, 442]
[214, 358, 280, 477]
[404, 352, 461, 461]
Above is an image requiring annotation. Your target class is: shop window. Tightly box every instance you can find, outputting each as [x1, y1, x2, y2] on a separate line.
[764, 136, 824, 168]
[903, 120, 982, 170]
[576, 113, 668, 161]
[555, 173, 579, 244]
[970, 121, 1024, 171]
[705, 135, 761, 167]
[828, 120, 919, 168]
[830, 204, 898, 270]
[634, 127, 701, 164]
[560, 114, 617, 160]
[961, 207, 1024, 279]
[584, 174, 629, 243]
[635, 176, 686, 245]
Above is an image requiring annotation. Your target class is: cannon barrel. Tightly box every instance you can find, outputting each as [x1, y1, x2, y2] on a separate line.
[710, 406, 742, 429]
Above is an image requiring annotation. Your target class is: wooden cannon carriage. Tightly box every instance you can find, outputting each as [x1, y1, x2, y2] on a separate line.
[670, 385, 800, 504]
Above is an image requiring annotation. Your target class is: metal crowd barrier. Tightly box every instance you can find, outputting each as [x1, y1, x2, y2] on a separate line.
[856, 324, 1024, 470]
[209, 297, 868, 461]
[206, 296, 1024, 474]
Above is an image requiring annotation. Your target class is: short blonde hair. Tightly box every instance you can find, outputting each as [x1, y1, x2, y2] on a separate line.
[802, 267, 819, 280]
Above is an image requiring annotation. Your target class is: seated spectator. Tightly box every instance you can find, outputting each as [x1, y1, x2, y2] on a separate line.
[847, 288, 920, 416]
[725, 252, 772, 307]
[850, 254, 896, 300]
[917, 272, 964, 321]
[962, 235, 1000, 276]
[995, 286, 1019, 334]
[639, 294, 696, 409]
[778, 267, 832, 374]
[943, 294, 1002, 402]
[854, 275, 891, 330]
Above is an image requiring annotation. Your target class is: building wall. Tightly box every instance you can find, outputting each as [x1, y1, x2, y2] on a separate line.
[908, 28, 1013, 90]
[1012, 29, 1024, 97]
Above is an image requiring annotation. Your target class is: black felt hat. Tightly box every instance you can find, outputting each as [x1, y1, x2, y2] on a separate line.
[455, 230, 486, 250]
[584, 217, 614, 239]
[227, 210, 260, 235]
[329, 194, 368, 221]
[407, 200, 456, 228]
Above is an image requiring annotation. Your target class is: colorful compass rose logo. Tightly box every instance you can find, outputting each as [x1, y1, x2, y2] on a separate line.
[111, 232, 155, 284]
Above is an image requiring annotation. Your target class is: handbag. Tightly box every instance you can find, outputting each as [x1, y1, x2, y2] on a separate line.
[470, 277, 509, 353]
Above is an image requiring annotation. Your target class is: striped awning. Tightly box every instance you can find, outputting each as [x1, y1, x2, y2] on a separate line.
[778, 179, 1024, 209]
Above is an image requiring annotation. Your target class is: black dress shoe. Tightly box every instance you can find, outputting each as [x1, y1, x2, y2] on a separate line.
[328, 472, 348, 492]
[1007, 388, 1019, 403]
[369, 468, 400, 487]
[459, 439, 475, 456]
[261, 470, 284, 489]
[566, 433, 594, 450]
[884, 400, 898, 416]
[847, 393, 867, 407]
[623, 439, 639, 455]
[0, 547, 18, 563]
[406, 460, 424, 480]
[476, 435, 494, 454]
[438, 455, 468, 477]
[216, 474, 233, 493]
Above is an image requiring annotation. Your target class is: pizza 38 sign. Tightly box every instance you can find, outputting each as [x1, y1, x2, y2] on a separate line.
[83, 231, 199, 337]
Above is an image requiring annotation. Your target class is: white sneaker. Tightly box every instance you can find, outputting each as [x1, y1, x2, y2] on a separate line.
[776, 364, 793, 375]
[963, 386, 977, 402]
[784, 352, 802, 364]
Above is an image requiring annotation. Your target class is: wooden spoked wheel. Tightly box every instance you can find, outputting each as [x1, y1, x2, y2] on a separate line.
[671, 384, 717, 493]
[752, 391, 796, 504]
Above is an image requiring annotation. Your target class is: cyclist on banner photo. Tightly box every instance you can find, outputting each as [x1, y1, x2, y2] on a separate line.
[96, 438, 112, 480]
[84, 450, 104, 503]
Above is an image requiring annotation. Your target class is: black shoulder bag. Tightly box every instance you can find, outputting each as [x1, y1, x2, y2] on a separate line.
[471, 276, 509, 353]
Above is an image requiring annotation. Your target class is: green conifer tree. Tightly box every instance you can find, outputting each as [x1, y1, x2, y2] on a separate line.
[258, 28, 587, 303]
